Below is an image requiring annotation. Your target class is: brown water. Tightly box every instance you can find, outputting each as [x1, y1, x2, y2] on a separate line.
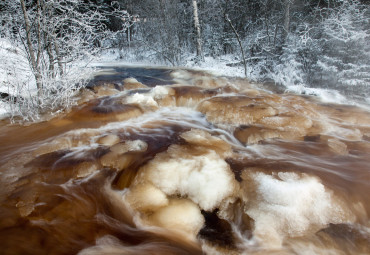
[0, 69, 369, 254]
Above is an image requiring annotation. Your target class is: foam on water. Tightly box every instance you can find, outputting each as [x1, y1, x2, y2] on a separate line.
[286, 85, 348, 104]
[126, 93, 158, 108]
[285, 84, 370, 111]
[124, 85, 171, 110]
[243, 172, 353, 247]
[130, 129, 238, 212]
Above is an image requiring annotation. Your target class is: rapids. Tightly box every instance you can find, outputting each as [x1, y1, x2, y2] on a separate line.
[0, 67, 369, 254]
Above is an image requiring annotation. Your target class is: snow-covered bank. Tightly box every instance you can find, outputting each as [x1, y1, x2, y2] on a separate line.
[0, 38, 35, 121]
[0, 37, 94, 122]
[0, 39, 36, 97]
[183, 55, 246, 78]
[0, 101, 10, 119]
[94, 50, 370, 110]
[1, 44, 369, 122]
[94, 50, 246, 78]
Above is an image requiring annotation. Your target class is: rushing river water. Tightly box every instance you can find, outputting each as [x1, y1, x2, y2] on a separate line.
[0, 67, 369, 254]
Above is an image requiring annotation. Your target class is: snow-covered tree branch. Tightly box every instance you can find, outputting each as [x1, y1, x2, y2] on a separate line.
[0, 0, 131, 121]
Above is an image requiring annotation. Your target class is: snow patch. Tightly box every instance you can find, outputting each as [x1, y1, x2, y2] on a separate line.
[0, 38, 36, 97]
[184, 55, 246, 78]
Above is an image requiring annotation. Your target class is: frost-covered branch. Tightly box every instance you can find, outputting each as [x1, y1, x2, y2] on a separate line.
[0, 0, 132, 121]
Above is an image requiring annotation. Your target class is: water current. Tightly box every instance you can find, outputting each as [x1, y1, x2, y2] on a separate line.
[0, 67, 369, 254]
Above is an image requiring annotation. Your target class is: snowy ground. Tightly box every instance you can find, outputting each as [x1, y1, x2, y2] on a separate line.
[0, 39, 36, 120]
[0, 39, 36, 97]
[183, 55, 246, 78]
[0, 101, 10, 119]
[0, 38, 95, 121]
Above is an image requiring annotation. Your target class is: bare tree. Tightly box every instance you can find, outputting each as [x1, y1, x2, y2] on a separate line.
[1, 0, 131, 120]
[192, 0, 203, 61]
[224, 13, 247, 77]
[20, 0, 43, 97]
[127, 0, 192, 65]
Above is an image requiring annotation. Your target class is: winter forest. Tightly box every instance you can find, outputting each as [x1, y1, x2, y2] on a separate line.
[1, 1, 370, 254]
[0, 0, 369, 120]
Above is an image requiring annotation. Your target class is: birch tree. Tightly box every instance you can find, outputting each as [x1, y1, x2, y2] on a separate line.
[192, 0, 203, 61]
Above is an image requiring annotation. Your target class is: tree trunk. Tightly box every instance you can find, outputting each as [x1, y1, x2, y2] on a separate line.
[54, 39, 64, 76]
[192, 0, 203, 60]
[225, 14, 247, 77]
[40, 0, 55, 78]
[44, 34, 55, 78]
[283, 0, 291, 42]
[20, 0, 43, 96]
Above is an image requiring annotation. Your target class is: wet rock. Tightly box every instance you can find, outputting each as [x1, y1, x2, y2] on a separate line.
[110, 140, 148, 154]
[125, 183, 169, 212]
[198, 210, 235, 248]
[327, 138, 348, 155]
[100, 152, 135, 170]
[123, 78, 148, 90]
[197, 96, 277, 126]
[147, 198, 204, 241]
[97, 134, 121, 146]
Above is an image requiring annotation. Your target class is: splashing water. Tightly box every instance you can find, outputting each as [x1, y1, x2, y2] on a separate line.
[0, 67, 369, 254]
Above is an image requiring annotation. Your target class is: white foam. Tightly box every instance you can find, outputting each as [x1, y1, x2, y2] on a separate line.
[171, 70, 192, 80]
[151, 85, 169, 100]
[125, 86, 170, 109]
[246, 172, 351, 247]
[285, 85, 349, 105]
[126, 93, 158, 108]
[137, 147, 236, 211]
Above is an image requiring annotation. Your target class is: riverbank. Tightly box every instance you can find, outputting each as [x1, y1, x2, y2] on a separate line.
[1, 46, 369, 122]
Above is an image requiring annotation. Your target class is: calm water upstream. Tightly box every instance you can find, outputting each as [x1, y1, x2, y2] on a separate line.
[0, 67, 369, 254]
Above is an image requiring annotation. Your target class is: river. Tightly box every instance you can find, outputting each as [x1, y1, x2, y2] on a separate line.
[0, 66, 369, 254]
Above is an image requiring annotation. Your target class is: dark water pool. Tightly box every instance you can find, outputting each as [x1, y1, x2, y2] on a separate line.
[87, 66, 176, 88]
